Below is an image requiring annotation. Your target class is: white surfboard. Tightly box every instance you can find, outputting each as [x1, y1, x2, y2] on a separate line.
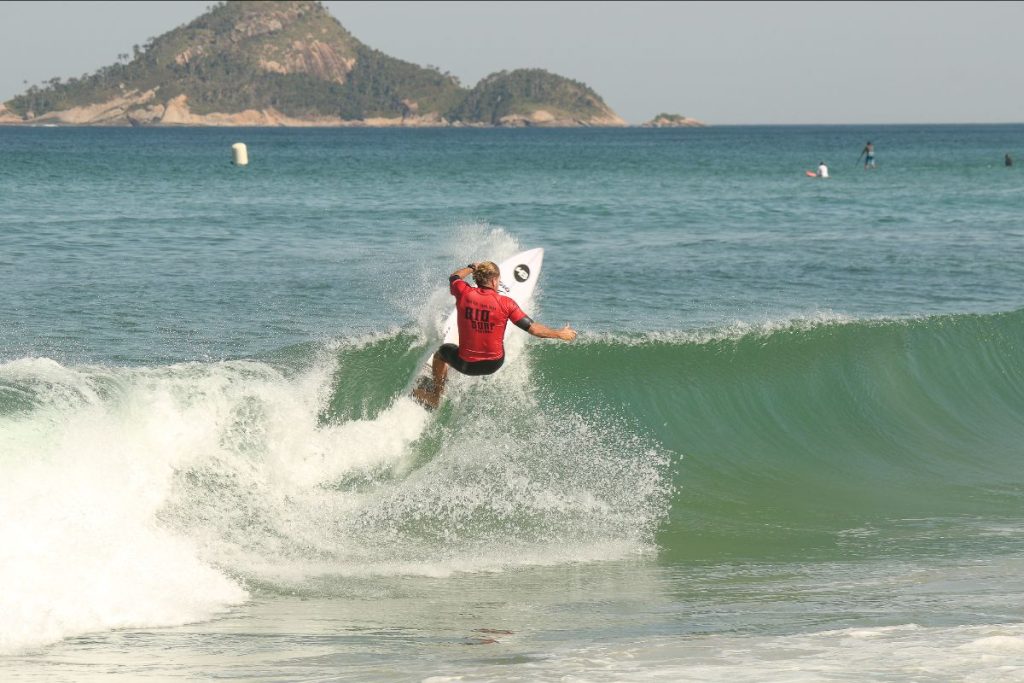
[417, 247, 545, 380]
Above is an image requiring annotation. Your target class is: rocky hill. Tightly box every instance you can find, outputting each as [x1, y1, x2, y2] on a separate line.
[0, 1, 625, 127]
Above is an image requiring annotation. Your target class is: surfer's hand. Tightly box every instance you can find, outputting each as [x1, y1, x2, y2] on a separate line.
[560, 325, 577, 342]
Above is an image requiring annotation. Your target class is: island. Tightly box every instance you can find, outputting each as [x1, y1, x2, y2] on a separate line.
[641, 113, 706, 128]
[0, 0, 632, 128]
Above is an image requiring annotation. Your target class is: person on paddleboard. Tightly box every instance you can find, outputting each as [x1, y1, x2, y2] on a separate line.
[412, 261, 576, 408]
[860, 141, 876, 169]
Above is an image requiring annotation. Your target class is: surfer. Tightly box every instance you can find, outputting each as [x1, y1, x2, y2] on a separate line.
[412, 261, 577, 409]
[816, 161, 829, 178]
[1006, 153, 1013, 167]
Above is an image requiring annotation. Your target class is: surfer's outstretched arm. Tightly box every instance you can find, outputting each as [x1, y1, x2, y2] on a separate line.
[524, 321, 577, 342]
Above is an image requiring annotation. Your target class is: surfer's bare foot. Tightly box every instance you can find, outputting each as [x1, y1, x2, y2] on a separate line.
[411, 387, 439, 409]
[411, 379, 440, 409]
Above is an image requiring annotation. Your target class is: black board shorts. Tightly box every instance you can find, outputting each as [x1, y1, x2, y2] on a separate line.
[438, 343, 505, 376]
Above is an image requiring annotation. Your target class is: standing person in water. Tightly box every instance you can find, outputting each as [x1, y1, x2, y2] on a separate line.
[412, 261, 576, 409]
[860, 141, 876, 169]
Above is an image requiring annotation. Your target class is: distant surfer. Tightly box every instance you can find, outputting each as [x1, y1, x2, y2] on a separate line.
[860, 141, 876, 169]
[412, 261, 577, 409]
[1006, 153, 1013, 167]
[816, 161, 829, 178]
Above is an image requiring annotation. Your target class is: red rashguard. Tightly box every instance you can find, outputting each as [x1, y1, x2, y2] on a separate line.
[450, 278, 529, 362]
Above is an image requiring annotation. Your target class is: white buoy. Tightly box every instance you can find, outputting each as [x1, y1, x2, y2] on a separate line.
[231, 142, 248, 166]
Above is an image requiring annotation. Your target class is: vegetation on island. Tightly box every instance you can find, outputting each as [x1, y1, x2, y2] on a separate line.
[3, 0, 622, 126]
[450, 69, 617, 125]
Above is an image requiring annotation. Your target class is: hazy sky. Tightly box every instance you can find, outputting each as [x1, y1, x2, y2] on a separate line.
[1, 1, 1021, 125]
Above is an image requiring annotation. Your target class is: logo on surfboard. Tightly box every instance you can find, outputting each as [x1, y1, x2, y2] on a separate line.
[513, 264, 531, 283]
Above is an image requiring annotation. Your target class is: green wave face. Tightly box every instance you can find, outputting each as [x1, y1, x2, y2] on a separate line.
[532, 310, 1024, 561]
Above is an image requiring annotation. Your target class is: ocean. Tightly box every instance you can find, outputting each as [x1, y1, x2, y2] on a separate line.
[1, 124, 1023, 681]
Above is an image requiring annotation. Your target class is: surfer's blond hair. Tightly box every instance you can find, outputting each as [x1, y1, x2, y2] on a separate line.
[472, 261, 500, 286]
